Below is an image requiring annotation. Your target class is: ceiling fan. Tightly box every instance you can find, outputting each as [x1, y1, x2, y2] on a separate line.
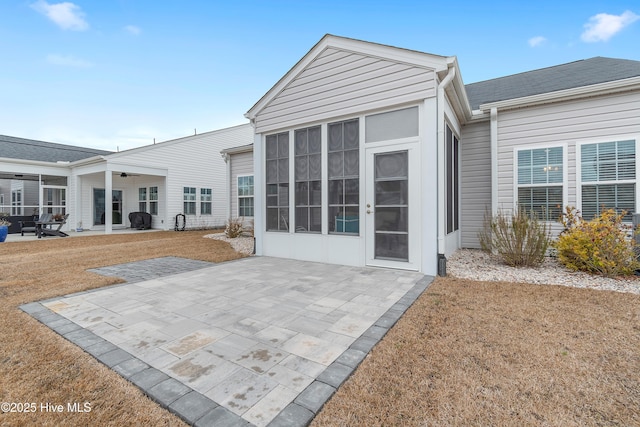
[119, 172, 140, 178]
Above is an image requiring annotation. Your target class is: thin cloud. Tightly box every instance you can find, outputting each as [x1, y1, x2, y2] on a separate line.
[581, 10, 639, 42]
[124, 25, 142, 35]
[30, 0, 89, 31]
[528, 36, 547, 47]
[47, 54, 94, 68]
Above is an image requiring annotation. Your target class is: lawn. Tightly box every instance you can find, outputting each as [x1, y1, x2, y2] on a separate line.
[1, 231, 639, 426]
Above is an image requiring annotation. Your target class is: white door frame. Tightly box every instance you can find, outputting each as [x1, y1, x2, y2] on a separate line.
[365, 141, 421, 270]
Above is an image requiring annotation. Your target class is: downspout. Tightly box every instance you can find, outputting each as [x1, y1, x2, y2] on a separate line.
[221, 152, 231, 223]
[437, 64, 456, 270]
[490, 107, 498, 215]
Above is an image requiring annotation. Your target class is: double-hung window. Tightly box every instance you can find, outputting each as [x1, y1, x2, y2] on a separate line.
[183, 187, 196, 215]
[517, 146, 563, 221]
[138, 188, 147, 212]
[149, 187, 158, 215]
[238, 175, 254, 217]
[295, 126, 321, 232]
[581, 140, 636, 221]
[266, 132, 289, 231]
[201, 188, 212, 215]
[328, 119, 359, 234]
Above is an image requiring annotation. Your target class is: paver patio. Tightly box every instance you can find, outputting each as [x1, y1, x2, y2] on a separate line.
[22, 256, 432, 426]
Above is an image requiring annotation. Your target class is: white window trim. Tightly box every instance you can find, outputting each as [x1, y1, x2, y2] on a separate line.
[512, 143, 568, 222]
[237, 174, 254, 218]
[200, 188, 212, 216]
[576, 135, 639, 220]
[183, 187, 197, 216]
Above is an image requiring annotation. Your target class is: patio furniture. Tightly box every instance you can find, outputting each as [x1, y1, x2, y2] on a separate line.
[128, 211, 152, 230]
[20, 213, 52, 236]
[37, 214, 69, 238]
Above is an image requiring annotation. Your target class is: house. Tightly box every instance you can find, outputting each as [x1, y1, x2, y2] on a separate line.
[0, 124, 254, 233]
[241, 34, 640, 276]
[4, 34, 639, 277]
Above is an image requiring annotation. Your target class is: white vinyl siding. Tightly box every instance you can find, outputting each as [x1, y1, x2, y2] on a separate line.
[254, 48, 436, 134]
[579, 139, 636, 221]
[516, 146, 564, 221]
[460, 121, 491, 248]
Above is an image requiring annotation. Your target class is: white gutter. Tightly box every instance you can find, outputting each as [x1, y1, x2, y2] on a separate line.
[437, 65, 456, 257]
[221, 152, 232, 221]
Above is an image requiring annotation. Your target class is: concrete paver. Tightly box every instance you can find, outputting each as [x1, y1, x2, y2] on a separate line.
[23, 256, 432, 426]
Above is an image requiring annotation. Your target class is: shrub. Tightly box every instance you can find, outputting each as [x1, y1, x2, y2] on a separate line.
[225, 217, 244, 238]
[555, 208, 639, 277]
[478, 208, 551, 267]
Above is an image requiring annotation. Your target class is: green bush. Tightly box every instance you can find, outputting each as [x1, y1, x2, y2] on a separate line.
[478, 208, 551, 267]
[555, 208, 639, 277]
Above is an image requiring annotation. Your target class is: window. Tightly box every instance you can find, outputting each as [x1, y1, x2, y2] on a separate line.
[238, 175, 254, 217]
[149, 186, 158, 215]
[295, 126, 322, 232]
[581, 140, 635, 221]
[183, 187, 196, 215]
[266, 132, 289, 231]
[11, 190, 22, 215]
[201, 188, 212, 215]
[365, 106, 419, 143]
[138, 188, 147, 212]
[517, 146, 563, 221]
[328, 119, 359, 234]
[446, 125, 459, 233]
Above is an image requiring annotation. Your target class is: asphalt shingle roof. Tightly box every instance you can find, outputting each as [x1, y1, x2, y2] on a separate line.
[0, 135, 112, 163]
[465, 57, 640, 110]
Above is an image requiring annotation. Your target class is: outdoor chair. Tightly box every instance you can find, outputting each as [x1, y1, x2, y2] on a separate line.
[38, 214, 69, 238]
[20, 213, 52, 236]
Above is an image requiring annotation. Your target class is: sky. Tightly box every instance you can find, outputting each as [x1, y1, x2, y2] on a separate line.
[1, 1, 639, 152]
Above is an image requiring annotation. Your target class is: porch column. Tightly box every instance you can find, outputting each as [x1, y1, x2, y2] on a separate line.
[105, 171, 113, 234]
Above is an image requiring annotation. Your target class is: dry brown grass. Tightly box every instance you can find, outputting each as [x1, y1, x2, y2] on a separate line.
[0, 231, 243, 426]
[313, 277, 640, 427]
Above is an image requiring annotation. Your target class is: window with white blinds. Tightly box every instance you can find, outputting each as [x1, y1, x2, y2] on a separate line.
[517, 146, 563, 221]
[581, 140, 636, 221]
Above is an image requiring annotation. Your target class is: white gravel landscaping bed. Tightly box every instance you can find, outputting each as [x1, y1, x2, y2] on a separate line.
[204, 233, 254, 255]
[448, 248, 640, 295]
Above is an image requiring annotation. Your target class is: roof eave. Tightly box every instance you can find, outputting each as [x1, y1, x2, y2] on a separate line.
[479, 75, 640, 112]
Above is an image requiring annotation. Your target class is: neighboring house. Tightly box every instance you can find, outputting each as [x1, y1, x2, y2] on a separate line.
[241, 34, 640, 276]
[0, 124, 254, 233]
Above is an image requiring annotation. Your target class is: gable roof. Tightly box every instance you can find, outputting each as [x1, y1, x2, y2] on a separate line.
[0, 135, 112, 163]
[465, 57, 640, 110]
[245, 34, 470, 131]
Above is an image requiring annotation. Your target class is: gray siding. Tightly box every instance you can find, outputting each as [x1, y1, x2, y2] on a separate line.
[229, 151, 253, 218]
[496, 90, 640, 234]
[460, 120, 491, 248]
[254, 47, 436, 133]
